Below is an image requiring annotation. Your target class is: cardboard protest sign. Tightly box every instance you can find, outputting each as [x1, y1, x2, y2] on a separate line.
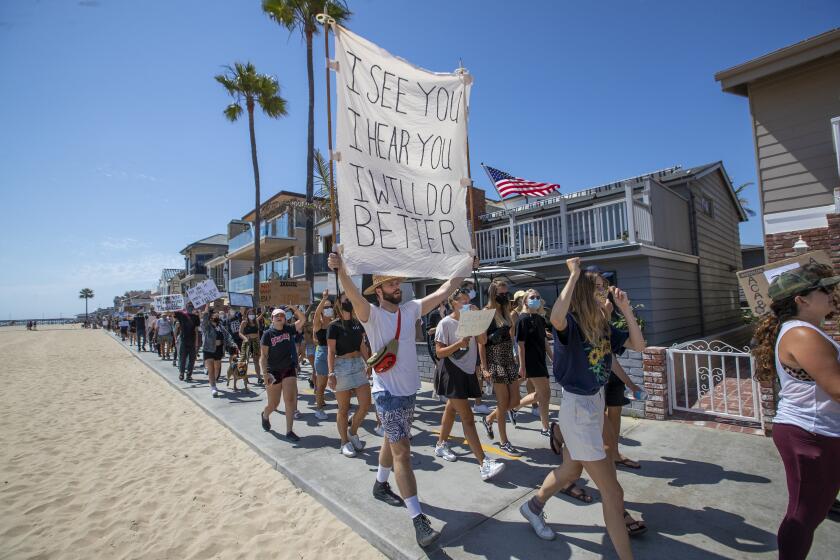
[187, 279, 222, 308]
[259, 280, 312, 306]
[736, 250, 831, 316]
[153, 294, 185, 312]
[229, 292, 254, 308]
[455, 309, 496, 337]
[332, 24, 473, 279]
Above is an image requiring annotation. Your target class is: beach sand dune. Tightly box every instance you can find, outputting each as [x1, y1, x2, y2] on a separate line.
[0, 327, 384, 559]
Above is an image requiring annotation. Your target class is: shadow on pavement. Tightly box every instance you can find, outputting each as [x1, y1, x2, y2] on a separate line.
[636, 456, 772, 487]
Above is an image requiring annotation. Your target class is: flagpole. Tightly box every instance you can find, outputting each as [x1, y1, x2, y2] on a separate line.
[456, 62, 476, 252]
[318, 7, 341, 298]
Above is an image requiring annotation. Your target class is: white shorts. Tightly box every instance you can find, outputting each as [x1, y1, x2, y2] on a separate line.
[558, 388, 606, 462]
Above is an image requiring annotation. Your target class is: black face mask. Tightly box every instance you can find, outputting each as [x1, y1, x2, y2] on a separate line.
[495, 293, 509, 305]
[341, 300, 353, 313]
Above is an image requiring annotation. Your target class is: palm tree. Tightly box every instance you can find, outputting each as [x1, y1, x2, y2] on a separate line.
[216, 62, 288, 298]
[734, 181, 756, 217]
[79, 288, 94, 324]
[262, 0, 351, 289]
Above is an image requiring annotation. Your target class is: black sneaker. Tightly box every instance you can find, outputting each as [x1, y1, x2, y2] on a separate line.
[286, 431, 301, 442]
[372, 480, 404, 507]
[508, 410, 518, 426]
[261, 412, 271, 432]
[178, 373, 184, 381]
[257, 378, 264, 385]
[185, 375, 193, 382]
[482, 417, 494, 439]
[540, 428, 551, 437]
[498, 441, 523, 457]
[308, 377, 315, 389]
[412, 514, 440, 548]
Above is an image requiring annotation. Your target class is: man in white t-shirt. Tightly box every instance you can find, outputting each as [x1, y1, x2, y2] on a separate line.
[328, 251, 473, 548]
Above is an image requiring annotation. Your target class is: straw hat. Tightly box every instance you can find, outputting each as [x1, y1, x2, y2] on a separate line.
[363, 275, 404, 296]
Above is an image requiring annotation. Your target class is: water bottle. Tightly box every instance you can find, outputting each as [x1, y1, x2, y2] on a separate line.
[626, 388, 648, 401]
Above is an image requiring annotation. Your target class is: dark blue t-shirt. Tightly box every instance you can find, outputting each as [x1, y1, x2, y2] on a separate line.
[552, 313, 629, 396]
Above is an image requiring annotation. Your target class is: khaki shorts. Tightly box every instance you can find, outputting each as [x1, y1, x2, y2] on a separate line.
[558, 388, 606, 462]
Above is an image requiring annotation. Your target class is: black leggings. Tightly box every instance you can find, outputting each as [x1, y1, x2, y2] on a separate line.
[772, 422, 840, 560]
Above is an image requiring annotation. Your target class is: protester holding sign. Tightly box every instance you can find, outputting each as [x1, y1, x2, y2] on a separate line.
[199, 305, 237, 398]
[174, 305, 200, 382]
[327, 293, 371, 458]
[751, 264, 840, 560]
[433, 288, 505, 481]
[328, 250, 473, 548]
[155, 313, 174, 361]
[520, 258, 646, 558]
[259, 307, 306, 442]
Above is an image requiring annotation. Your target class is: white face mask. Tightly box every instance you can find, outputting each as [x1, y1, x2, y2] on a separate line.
[323, 308, 334, 318]
[248, 314, 256, 321]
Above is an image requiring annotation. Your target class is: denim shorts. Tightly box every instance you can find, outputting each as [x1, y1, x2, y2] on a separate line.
[305, 343, 316, 356]
[314, 345, 329, 375]
[333, 356, 368, 392]
[373, 390, 416, 443]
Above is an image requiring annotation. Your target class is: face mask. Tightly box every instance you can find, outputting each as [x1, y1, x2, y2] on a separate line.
[341, 300, 353, 313]
[248, 314, 255, 320]
[323, 308, 334, 318]
[527, 298, 541, 310]
[495, 293, 509, 305]
[459, 303, 471, 313]
[468, 289, 476, 300]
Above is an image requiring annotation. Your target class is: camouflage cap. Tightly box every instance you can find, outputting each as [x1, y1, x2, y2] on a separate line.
[768, 267, 840, 302]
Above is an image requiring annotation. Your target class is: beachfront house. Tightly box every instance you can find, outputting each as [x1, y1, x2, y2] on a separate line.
[412, 163, 748, 347]
[157, 268, 185, 296]
[224, 191, 330, 296]
[715, 28, 840, 266]
[178, 234, 227, 292]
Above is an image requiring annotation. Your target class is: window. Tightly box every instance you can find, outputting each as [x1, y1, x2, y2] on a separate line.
[700, 196, 714, 218]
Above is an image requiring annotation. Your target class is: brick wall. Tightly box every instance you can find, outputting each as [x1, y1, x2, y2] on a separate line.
[762, 212, 840, 426]
[642, 347, 668, 420]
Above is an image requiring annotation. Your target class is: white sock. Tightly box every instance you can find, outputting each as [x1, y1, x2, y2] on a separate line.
[405, 495, 422, 518]
[376, 465, 391, 484]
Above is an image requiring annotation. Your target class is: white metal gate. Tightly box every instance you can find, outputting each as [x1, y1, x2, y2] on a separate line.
[667, 340, 762, 423]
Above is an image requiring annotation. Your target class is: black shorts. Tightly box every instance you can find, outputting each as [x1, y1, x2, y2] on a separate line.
[267, 368, 296, 385]
[203, 347, 224, 361]
[435, 358, 481, 400]
[604, 372, 630, 407]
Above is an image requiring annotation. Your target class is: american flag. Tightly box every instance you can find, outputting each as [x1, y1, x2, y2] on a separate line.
[483, 164, 561, 198]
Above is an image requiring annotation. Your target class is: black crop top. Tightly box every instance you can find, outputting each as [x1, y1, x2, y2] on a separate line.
[327, 319, 364, 356]
[242, 322, 258, 335]
[315, 328, 327, 347]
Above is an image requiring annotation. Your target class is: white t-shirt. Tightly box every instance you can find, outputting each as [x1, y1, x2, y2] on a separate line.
[361, 299, 422, 397]
[774, 320, 840, 437]
[157, 317, 173, 335]
[434, 315, 477, 373]
[119, 320, 129, 328]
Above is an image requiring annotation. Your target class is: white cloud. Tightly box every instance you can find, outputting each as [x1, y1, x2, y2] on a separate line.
[99, 237, 150, 250]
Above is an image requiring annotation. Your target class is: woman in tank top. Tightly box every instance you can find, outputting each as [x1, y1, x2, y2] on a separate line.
[239, 308, 263, 385]
[752, 263, 840, 560]
[311, 290, 334, 420]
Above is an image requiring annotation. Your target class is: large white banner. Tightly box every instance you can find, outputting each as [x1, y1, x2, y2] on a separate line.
[333, 25, 473, 279]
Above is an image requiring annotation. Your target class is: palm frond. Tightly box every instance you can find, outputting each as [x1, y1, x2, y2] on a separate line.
[224, 103, 243, 122]
[313, 148, 330, 191]
[260, 95, 287, 118]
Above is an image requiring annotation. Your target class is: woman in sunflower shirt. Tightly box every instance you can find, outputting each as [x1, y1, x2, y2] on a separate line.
[519, 257, 646, 560]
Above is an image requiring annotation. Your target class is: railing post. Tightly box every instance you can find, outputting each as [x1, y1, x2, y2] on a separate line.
[625, 183, 637, 244]
[559, 198, 568, 254]
[509, 214, 517, 262]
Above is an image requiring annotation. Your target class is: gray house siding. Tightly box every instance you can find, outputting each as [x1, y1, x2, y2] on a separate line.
[649, 179, 692, 254]
[645, 256, 702, 345]
[666, 170, 744, 336]
[750, 53, 840, 215]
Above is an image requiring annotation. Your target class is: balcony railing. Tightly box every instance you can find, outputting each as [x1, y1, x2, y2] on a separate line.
[187, 264, 207, 276]
[228, 216, 295, 252]
[477, 196, 655, 264]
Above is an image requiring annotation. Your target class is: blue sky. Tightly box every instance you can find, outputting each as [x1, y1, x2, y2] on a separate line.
[1, 0, 837, 318]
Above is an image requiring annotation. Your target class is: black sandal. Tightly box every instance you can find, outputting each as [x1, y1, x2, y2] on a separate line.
[624, 511, 647, 536]
[559, 483, 592, 503]
[549, 422, 563, 455]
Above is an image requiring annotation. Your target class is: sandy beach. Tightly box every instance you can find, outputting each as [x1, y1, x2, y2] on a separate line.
[0, 326, 383, 560]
